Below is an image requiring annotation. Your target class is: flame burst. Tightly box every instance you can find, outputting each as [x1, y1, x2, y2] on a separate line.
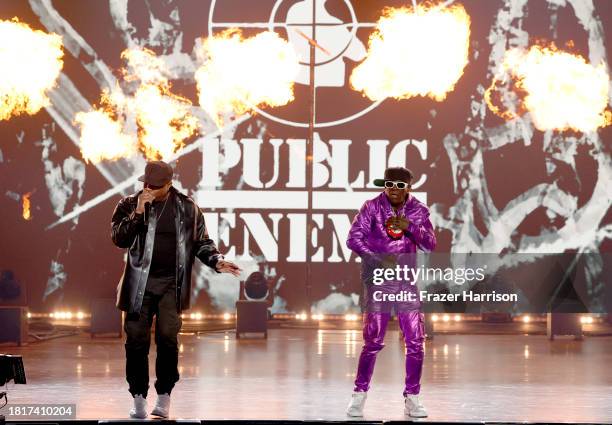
[22, 192, 32, 221]
[0, 19, 64, 121]
[195, 29, 299, 127]
[485, 45, 611, 132]
[74, 108, 135, 163]
[350, 3, 471, 101]
[75, 48, 198, 163]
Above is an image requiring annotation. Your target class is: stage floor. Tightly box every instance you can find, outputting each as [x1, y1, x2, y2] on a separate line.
[3, 328, 612, 423]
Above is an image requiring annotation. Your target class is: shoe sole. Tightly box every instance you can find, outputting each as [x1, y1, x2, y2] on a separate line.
[405, 411, 428, 418]
[129, 413, 147, 419]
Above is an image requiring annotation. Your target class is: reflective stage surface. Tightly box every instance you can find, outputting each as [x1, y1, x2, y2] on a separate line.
[4, 328, 612, 422]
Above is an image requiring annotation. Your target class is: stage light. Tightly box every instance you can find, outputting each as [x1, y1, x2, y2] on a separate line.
[222, 313, 231, 321]
[580, 316, 593, 324]
[243, 272, 269, 301]
[523, 316, 531, 323]
[442, 314, 450, 322]
[76, 311, 85, 320]
[453, 314, 461, 322]
[26, 312, 31, 319]
[344, 314, 359, 321]
[0, 354, 26, 386]
[431, 314, 439, 322]
[311, 314, 325, 321]
[54, 311, 73, 320]
[296, 313, 308, 321]
[192, 313, 199, 320]
[49, 312, 54, 318]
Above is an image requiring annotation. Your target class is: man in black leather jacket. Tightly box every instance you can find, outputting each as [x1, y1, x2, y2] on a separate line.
[111, 160, 240, 419]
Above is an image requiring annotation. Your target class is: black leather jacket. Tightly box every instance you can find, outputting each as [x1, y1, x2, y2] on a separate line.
[111, 187, 222, 313]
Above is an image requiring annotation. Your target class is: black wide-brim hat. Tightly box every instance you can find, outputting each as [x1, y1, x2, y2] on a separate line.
[373, 166, 414, 187]
[138, 160, 173, 186]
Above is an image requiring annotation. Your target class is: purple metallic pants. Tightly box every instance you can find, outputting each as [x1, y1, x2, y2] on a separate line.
[354, 311, 425, 396]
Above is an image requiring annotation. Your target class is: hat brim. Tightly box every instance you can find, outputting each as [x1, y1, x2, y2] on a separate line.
[373, 179, 386, 187]
[138, 174, 145, 182]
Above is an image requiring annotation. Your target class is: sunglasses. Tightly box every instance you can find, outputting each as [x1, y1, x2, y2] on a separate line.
[384, 180, 410, 189]
[144, 183, 165, 190]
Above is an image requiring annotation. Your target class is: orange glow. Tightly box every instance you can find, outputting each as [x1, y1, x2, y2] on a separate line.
[485, 44, 611, 132]
[0, 18, 64, 120]
[350, 3, 471, 101]
[22, 192, 32, 220]
[195, 29, 299, 127]
[75, 48, 198, 163]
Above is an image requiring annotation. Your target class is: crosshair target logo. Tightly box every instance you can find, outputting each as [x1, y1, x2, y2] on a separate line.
[208, 0, 383, 128]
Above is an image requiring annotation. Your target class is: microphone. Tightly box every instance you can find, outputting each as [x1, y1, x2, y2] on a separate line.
[144, 201, 151, 222]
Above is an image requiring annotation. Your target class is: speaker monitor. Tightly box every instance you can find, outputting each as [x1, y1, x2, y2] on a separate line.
[90, 298, 122, 338]
[0, 307, 28, 346]
[547, 313, 582, 340]
[235, 300, 269, 339]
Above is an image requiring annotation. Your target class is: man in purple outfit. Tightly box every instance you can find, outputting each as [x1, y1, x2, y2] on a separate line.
[345, 167, 436, 418]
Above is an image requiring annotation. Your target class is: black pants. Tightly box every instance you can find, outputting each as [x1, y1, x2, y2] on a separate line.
[124, 280, 181, 398]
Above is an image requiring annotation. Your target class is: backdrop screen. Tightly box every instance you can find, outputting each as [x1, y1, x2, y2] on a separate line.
[0, 0, 610, 314]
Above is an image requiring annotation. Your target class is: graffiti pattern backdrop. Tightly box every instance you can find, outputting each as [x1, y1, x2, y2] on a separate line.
[0, 0, 610, 313]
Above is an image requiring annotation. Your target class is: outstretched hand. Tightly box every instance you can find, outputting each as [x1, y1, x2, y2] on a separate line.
[216, 260, 242, 277]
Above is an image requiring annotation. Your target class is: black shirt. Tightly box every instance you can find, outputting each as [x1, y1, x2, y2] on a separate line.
[146, 192, 177, 294]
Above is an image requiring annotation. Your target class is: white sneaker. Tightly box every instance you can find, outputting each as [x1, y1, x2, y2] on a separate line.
[404, 394, 428, 418]
[151, 393, 171, 418]
[346, 391, 367, 417]
[129, 394, 147, 419]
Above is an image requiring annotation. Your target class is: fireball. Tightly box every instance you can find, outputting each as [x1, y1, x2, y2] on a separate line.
[75, 47, 198, 162]
[195, 29, 299, 127]
[74, 104, 136, 164]
[350, 3, 471, 101]
[22, 192, 32, 221]
[0, 18, 64, 121]
[485, 44, 611, 133]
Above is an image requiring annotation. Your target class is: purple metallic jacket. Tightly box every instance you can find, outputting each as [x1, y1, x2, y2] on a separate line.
[347, 192, 436, 257]
[347, 192, 436, 311]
